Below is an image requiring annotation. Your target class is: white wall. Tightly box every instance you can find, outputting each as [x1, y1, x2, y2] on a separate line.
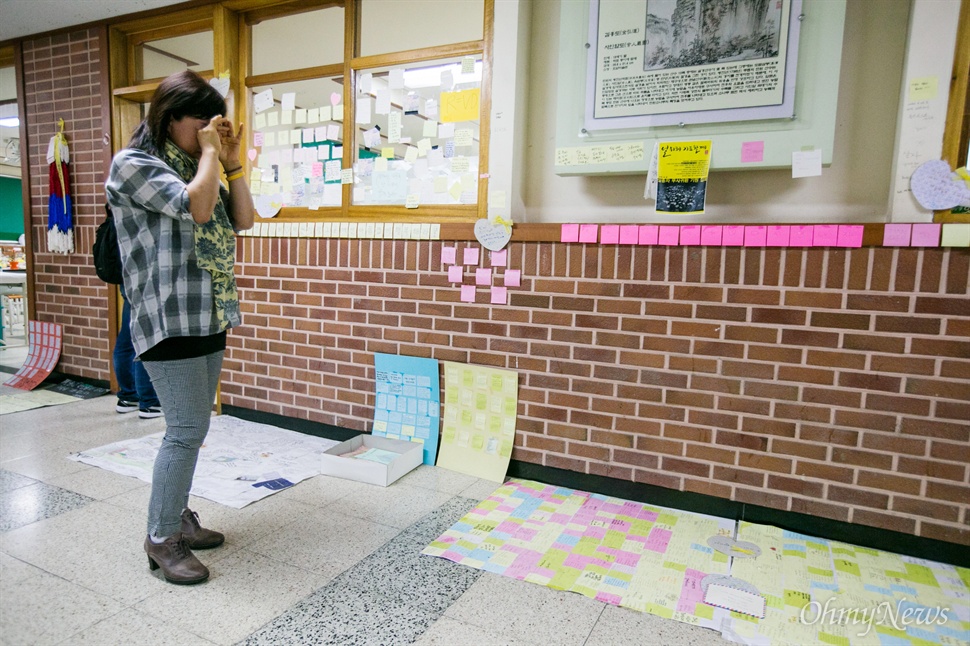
[519, 0, 917, 222]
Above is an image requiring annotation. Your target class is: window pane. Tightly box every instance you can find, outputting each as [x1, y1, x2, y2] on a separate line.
[250, 77, 345, 209]
[137, 31, 213, 83]
[353, 57, 482, 206]
[251, 7, 344, 76]
[360, 0, 484, 56]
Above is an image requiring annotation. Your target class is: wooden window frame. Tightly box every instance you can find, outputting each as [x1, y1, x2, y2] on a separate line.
[108, 0, 493, 225]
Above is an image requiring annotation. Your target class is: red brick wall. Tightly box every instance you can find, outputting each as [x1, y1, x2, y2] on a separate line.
[21, 28, 112, 382]
[223, 238, 970, 545]
[17, 31, 970, 546]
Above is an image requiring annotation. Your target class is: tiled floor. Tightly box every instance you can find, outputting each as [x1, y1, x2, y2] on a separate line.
[0, 394, 729, 646]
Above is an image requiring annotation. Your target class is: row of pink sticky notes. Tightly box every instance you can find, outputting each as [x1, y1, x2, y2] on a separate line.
[461, 285, 508, 304]
[441, 246, 509, 267]
[882, 223, 946, 247]
[560, 224, 866, 248]
[448, 266, 521, 287]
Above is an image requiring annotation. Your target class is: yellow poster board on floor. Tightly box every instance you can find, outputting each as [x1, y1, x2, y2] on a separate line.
[436, 361, 518, 482]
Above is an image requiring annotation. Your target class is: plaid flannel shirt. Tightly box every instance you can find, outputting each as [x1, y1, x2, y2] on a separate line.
[105, 148, 239, 357]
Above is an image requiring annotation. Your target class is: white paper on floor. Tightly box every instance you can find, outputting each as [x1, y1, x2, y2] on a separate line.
[70, 415, 338, 508]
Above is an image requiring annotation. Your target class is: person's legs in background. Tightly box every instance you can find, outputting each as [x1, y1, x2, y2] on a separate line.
[112, 296, 139, 413]
[113, 295, 162, 418]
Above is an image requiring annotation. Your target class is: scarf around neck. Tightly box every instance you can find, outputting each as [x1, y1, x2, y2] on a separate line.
[163, 140, 239, 328]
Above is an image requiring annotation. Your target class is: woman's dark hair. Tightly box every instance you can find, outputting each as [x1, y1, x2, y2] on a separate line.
[128, 70, 227, 156]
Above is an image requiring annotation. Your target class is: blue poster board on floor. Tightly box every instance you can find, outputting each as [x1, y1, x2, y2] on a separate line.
[372, 353, 441, 465]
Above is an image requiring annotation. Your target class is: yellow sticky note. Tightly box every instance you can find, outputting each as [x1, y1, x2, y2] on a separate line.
[908, 76, 938, 102]
[941, 223, 970, 247]
[433, 176, 448, 193]
[381, 147, 394, 159]
[440, 88, 480, 123]
[448, 181, 462, 201]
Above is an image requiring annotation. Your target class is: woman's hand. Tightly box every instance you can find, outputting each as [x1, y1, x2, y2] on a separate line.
[197, 116, 223, 157]
[216, 119, 244, 171]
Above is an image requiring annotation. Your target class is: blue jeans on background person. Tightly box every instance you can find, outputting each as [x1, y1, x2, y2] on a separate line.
[114, 295, 160, 409]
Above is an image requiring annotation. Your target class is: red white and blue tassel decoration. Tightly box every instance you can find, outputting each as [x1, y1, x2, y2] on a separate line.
[47, 119, 74, 254]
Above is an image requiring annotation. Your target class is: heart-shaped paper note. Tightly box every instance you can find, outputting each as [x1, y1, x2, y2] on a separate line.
[707, 535, 761, 558]
[255, 193, 282, 219]
[247, 148, 257, 161]
[910, 160, 970, 210]
[474, 218, 512, 251]
[209, 76, 230, 98]
[330, 92, 341, 107]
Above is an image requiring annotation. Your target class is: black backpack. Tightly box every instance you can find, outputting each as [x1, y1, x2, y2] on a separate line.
[93, 203, 123, 284]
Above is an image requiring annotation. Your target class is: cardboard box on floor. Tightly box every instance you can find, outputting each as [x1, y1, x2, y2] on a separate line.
[320, 434, 422, 486]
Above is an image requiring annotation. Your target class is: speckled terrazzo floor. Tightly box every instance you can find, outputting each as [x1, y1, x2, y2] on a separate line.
[0, 393, 728, 646]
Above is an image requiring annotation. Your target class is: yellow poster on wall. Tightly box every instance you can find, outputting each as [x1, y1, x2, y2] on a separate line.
[436, 362, 518, 482]
[656, 140, 712, 215]
[440, 88, 480, 123]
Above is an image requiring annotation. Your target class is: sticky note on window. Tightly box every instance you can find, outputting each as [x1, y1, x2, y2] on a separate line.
[882, 224, 911, 246]
[638, 225, 659, 245]
[679, 225, 700, 246]
[911, 223, 941, 247]
[440, 88, 480, 123]
[463, 247, 480, 265]
[447, 265, 463, 283]
[658, 226, 679, 245]
[475, 268, 491, 285]
[460, 284, 476, 302]
[504, 269, 521, 287]
[491, 286, 507, 305]
[700, 226, 722, 246]
[579, 224, 598, 243]
[600, 225, 620, 244]
[561, 224, 580, 243]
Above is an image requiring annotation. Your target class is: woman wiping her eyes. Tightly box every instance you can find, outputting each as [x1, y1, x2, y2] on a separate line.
[106, 70, 254, 585]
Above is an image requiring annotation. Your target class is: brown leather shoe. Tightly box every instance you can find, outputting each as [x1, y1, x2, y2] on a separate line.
[181, 508, 225, 550]
[144, 533, 209, 585]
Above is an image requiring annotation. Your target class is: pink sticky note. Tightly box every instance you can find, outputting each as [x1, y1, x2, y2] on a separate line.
[741, 141, 764, 163]
[679, 225, 701, 246]
[722, 225, 744, 245]
[619, 225, 639, 244]
[790, 225, 814, 246]
[491, 286, 508, 305]
[882, 223, 911, 247]
[460, 284, 476, 302]
[447, 265, 463, 283]
[463, 247, 480, 265]
[700, 225, 722, 246]
[766, 225, 791, 246]
[579, 224, 599, 243]
[311, 162, 323, 178]
[490, 249, 507, 267]
[911, 223, 941, 247]
[638, 225, 659, 245]
[504, 269, 521, 287]
[600, 225, 620, 244]
[475, 267, 491, 285]
[744, 225, 767, 246]
[330, 92, 341, 106]
[441, 246, 457, 265]
[561, 224, 580, 243]
[813, 225, 839, 246]
[658, 225, 679, 245]
[837, 225, 864, 248]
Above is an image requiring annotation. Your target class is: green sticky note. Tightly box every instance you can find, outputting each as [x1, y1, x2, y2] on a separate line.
[904, 563, 939, 587]
[657, 513, 680, 526]
[941, 223, 970, 247]
[646, 603, 674, 619]
[712, 551, 729, 563]
[784, 549, 807, 559]
[808, 566, 834, 578]
[785, 589, 811, 607]
[834, 560, 860, 576]
[695, 604, 714, 620]
[663, 560, 688, 572]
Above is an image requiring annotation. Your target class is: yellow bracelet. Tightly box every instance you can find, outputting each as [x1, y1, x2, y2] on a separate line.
[226, 170, 245, 183]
